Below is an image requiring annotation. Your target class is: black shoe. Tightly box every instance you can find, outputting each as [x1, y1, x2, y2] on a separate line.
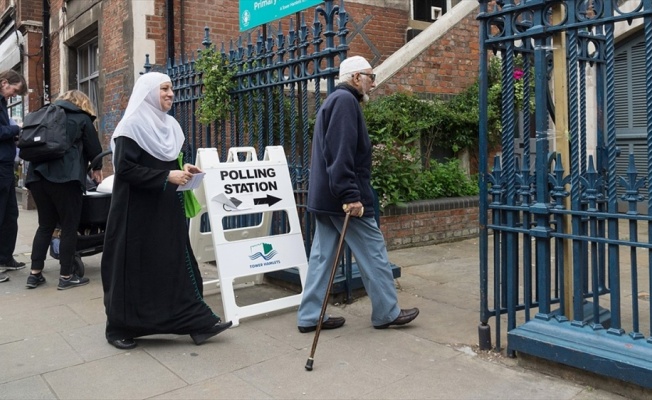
[298, 316, 346, 333]
[191, 320, 233, 345]
[1, 258, 26, 271]
[0, 272, 8, 283]
[57, 274, 89, 290]
[26, 273, 46, 289]
[374, 308, 420, 329]
[108, 339, 137, 350]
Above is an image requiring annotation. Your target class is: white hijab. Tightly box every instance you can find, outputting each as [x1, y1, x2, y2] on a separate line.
[111, 72, 184, 161]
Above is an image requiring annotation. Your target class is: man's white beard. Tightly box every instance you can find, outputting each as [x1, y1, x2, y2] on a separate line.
[362, 94, 370, 103]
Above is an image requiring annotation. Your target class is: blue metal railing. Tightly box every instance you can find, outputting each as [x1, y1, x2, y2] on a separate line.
[144, 1, 392, 302]
[478, 0, 652, 388]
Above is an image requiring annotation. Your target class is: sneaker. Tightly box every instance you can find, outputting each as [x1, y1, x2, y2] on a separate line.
[0, 258, 26, 271]
[0, 272, 8, 282]
[57, 274, 89, 290]
[26, 273, 46, 289]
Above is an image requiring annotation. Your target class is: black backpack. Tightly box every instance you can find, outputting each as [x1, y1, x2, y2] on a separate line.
[17, 104, 72, 162]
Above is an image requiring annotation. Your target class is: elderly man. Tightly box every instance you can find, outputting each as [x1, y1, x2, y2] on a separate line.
[297, 55, 419, 332]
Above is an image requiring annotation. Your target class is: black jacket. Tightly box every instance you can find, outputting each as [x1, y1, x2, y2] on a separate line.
[0, 97, 20, 167]
[307, 83, 374, 217]
[25, 100, 103, 191]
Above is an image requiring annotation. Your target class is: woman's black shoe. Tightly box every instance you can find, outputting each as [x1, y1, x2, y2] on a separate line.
[109, 338, 137, 350]
[191, 320, 233, 345]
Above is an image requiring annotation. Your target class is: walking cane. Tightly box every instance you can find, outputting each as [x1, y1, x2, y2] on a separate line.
[305, 211, 352, 371]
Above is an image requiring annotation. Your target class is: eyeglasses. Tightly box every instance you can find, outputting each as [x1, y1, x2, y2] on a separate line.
[358, 72, 376, 83]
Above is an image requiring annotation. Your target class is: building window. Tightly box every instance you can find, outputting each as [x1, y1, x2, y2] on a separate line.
[76, 38, 99, 112]
[412, 0, 450, 22]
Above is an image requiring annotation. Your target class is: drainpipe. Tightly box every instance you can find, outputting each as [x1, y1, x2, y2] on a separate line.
[42, 0, 50, 105]
[166, 0, 174, 63]
[179, 0, 184, 56]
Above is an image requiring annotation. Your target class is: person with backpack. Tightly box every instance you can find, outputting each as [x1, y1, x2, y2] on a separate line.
[24, 90, 103, 290]
[0, 70, 28, 283]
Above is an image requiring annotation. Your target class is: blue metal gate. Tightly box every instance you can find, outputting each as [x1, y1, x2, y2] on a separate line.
[478, 0, 652, 387]
[144, 0, 395, 301]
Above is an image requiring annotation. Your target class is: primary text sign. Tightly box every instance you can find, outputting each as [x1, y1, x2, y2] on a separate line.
[239, 0, 323, 31]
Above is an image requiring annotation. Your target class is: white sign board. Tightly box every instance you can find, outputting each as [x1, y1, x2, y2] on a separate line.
[196, 146, 308, 326]
[188, 149, 220, 264]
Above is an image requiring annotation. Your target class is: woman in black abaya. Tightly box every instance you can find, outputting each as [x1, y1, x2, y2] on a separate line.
[101, 72, 231, 350]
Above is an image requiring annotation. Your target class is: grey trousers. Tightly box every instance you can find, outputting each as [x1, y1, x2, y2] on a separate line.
[297, 213, 400, 327]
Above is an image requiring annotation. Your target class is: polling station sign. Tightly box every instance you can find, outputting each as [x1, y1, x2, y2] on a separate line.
[239, 0, 323, 31]
[195, 146, 309, 327]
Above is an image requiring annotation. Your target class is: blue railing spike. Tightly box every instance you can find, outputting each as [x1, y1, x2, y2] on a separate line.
[202, 27, 211, 48]
[619, 153, 645, 203]
[143, 54, 152, 73]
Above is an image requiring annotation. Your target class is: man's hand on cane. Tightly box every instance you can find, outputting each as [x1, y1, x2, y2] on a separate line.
[342, 202, 364, 217]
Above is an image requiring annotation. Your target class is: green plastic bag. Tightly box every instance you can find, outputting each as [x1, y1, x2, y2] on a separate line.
[177, 153, 202, 218]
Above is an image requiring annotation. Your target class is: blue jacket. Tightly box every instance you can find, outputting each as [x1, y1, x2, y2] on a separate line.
[307, 83, 374, 217]
[0, 97, 20, 167]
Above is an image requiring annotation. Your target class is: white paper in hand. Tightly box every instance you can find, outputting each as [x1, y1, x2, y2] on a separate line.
[176, 172, 205, 191]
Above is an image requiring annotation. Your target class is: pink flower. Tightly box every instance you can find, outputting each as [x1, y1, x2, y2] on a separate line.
[513, 69, 524, 80]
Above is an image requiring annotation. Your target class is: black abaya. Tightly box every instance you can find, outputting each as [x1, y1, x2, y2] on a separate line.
[101, 136, 220, 341]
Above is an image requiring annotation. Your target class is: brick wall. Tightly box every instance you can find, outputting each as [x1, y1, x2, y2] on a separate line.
[46, 0, 62, 99]
[341, 2, 408, 66]
[379, 196, 480, 250]
[15, 0, 41, 24]
[39, 0, 478, 133]
[23, 0, 480, 156]
[99, 1, 133, 147]
[157, 0, 407, 67]
[372, 11, 481, 99]
[166, 0, 240, 57]
[161, 0, 479, 99]
[39, 0, 133, 148]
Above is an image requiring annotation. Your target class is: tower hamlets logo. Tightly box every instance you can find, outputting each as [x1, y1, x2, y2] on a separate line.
[249, 242, 277, 261]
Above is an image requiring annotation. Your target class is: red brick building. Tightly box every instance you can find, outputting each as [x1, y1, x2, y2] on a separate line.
[0, 0, 479, 149]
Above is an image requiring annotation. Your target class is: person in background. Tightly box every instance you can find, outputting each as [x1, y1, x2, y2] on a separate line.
[101, 72, 231, 350]
[0, 70, 27, 283]
[297, 56, 419, 332]
[25, 90, 104, 290]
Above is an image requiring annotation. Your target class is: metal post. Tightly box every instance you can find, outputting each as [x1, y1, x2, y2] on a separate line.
[552, 4, 573, 319]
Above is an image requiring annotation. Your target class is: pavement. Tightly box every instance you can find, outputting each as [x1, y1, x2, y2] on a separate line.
[0, 207, 633, 399]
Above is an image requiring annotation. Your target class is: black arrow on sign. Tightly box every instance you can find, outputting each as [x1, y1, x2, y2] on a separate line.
[254, 194, 281, 207]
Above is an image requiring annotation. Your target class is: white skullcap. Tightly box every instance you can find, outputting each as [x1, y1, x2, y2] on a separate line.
[339, 55, 372, 76]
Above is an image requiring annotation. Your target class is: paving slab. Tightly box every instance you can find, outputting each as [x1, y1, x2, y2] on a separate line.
[0, 333, 84, 384]
[43, 350, 187, 399]
[150, 373, 272, 399]
[0, 375, 56, 400]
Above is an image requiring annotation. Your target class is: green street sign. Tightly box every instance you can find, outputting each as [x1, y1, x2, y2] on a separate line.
[240, 0, 323, 31]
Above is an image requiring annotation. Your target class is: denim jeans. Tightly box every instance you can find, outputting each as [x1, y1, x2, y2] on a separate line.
[297, 214, 400, 327]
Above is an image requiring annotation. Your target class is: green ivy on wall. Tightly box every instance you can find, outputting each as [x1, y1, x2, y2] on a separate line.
[194, 48, 237, 125]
